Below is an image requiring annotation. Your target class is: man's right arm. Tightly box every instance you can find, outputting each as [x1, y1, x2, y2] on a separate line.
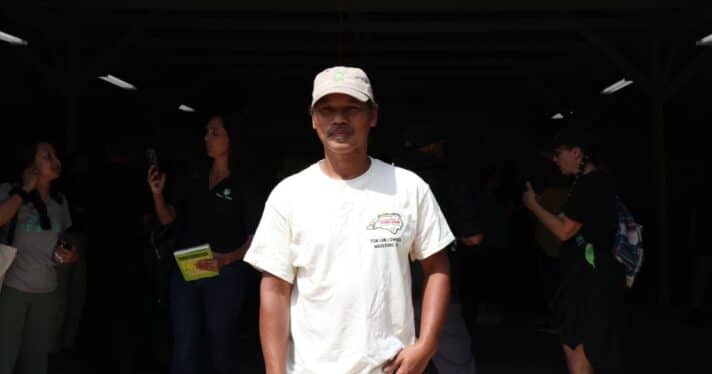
[260, 272, 293, 374]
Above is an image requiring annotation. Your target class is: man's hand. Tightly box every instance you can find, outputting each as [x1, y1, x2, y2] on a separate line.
[382, 341, 436, 374]
[390, 250, 449, 374]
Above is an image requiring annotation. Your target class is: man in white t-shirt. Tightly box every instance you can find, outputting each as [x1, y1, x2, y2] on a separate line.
[244, 66, 453, 374]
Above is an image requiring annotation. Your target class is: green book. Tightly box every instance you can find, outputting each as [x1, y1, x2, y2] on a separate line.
[173, 243, 219, 281]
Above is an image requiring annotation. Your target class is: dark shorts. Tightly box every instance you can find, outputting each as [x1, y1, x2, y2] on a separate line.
[554, 256, 625, 369]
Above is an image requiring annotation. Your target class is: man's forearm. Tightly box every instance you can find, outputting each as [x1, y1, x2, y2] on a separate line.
[418, 251, 451, 351]
[260, 274, 292, 374]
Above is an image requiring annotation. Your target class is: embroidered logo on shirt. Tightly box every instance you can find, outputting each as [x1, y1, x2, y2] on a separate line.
[366, 213, 403, 235]
[215, 188, 233, 201]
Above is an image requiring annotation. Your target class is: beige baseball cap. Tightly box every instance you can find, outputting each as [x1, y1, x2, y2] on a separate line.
[311, 66, 376, 109]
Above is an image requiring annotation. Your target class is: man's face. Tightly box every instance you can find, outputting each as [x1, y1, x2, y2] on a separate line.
[311, 93, 377, 155]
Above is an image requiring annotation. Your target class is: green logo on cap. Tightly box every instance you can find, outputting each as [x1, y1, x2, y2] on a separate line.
[333, 71, 345, 81]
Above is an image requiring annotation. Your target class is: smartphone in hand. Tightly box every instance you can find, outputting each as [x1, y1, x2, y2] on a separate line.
[53, 239, 72, 264]
[146, 148, 159, 170]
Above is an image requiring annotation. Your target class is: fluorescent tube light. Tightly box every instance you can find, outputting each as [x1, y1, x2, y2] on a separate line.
[696, 33, 712, 46]
[0, 30, 28, 45]
[601, 79, 633, 95]
[98, 74, 137, 90]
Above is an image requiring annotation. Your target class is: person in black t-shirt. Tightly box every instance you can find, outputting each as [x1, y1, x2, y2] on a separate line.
[147, 114, 263, 374]
[523, 125, 624, 374]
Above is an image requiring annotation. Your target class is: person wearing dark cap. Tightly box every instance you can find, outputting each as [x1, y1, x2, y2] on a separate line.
[522, 125, 624, 373]
[244, 66, 453, 374]
[397, 122, 483, 374]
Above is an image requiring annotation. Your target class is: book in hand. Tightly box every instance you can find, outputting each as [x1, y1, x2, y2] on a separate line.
[173, 243, 219, 281]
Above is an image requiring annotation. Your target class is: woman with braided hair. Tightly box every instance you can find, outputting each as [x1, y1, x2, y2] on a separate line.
[523, 125, 624, 374]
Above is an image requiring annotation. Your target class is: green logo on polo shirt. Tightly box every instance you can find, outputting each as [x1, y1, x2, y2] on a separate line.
[216, 188, 233, 201]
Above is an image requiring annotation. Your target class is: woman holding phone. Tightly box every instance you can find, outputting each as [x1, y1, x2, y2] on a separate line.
[0, 140, 78, 374]
[147, 114, 262, 374]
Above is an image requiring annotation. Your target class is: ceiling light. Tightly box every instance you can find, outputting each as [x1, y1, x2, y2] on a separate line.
[0, 30, 28, 45]
[601, 79, 633, 95]
[98, 74, 137, 90]
[178, 104, 195, 112]
[696, 33, 712, 46]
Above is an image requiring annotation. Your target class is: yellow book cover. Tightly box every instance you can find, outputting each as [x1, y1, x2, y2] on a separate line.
[173, 243, 219, 281]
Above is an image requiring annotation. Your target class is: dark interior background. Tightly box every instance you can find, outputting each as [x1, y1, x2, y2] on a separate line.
[1, 0, 710, 317]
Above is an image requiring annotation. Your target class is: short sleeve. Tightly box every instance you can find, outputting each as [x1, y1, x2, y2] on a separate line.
[243, 185, 296, 283]
[562, 180, 590, 223]
[410, 184, 455, 261]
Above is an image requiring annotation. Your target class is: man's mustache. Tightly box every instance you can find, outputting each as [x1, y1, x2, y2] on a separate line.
[327, 124, 354, 137]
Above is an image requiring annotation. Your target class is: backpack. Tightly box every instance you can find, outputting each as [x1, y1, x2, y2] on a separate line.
[612, 197, 644, 288]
